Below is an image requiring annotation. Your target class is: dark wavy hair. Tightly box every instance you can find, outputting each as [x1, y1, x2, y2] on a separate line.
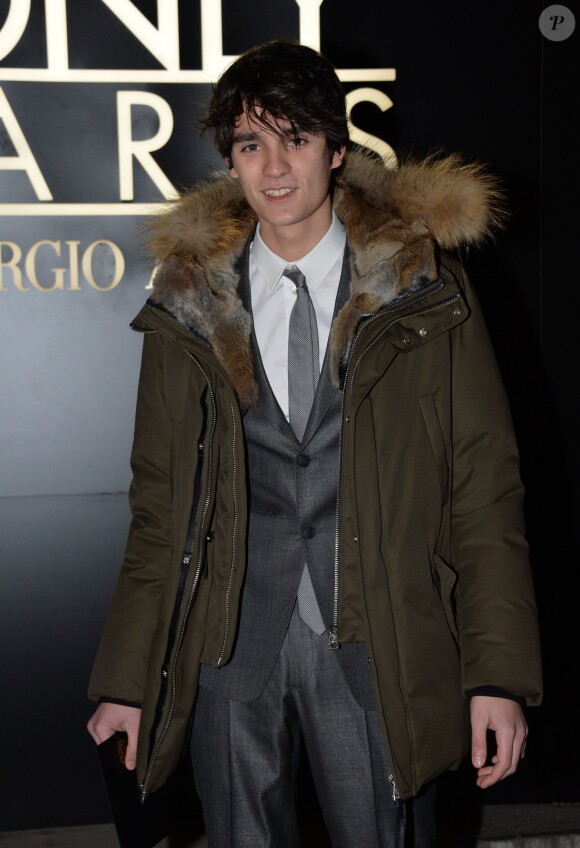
[201, 40, 349, 163]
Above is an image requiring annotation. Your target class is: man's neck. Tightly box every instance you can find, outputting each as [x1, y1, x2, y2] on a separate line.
[258, 206, 333, 262]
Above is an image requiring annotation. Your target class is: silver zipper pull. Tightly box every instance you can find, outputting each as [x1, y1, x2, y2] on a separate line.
[328, 626, 340, 649]
[388, 774, 401, 803]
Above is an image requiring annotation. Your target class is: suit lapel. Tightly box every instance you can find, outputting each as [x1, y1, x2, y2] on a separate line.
[238, 241, 352, 445]
[301, 248, 351, 446]
[250, 326, 297, 439]
[237, 246, 296, 440]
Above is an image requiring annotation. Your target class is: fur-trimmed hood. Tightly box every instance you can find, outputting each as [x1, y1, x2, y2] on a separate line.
[144, 148, 503, 408]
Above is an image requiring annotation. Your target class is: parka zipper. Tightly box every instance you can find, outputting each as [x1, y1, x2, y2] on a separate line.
[140, 355, 217, 802]
[330, 282, 458, 648]
[329, 288, 463, 801]
[216, 404, 239, 666]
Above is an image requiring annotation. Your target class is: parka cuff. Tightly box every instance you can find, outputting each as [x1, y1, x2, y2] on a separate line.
[466, 686, 526, 708]
[98, 696, 142, 709]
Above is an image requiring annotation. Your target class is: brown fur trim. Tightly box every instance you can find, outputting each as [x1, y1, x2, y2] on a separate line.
[144, 175, 260, 408]
[336, 149, 505, 250]
[144, 149, 503, 399]
[152, 252, 258, 410]
[144, 173, 256, 264]
[328, 229, 439, 386]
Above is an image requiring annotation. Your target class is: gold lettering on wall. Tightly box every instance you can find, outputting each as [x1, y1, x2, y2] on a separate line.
[346, 88, 397, 166]
[0, 86, 52, 200]
[0, 0, 396, 83]
[0, 239, 127, 291]
[67, 241, 81, 290]
[0, 241, 26, 290]
[25, 240, 66, 290]
[117, 91, 178, 201]
[0, 0, 397, 215]
[0, 1, 31, 65]
[82, 240, 125, 290]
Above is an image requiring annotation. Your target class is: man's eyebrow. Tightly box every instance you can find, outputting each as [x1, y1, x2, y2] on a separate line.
[232, 127, 306, 144]
[279, 125, 304, 137]
[232, 131, 262, 144]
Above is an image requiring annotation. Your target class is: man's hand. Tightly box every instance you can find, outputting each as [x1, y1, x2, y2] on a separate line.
[470, 695, 527, 788]
[87, 703, 142, 770]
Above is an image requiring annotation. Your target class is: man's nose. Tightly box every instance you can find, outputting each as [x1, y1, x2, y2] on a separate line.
[263, 145, 290, 177]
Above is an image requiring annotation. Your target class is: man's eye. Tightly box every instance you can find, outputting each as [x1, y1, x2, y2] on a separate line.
[241, 143, 260, 152]
[287, 137, 306, 149]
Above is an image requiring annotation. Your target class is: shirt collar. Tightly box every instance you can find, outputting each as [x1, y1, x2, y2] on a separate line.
[251, 211, 346, 292]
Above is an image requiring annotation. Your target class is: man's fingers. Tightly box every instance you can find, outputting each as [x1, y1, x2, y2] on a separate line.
[471, 721, 488, 769]
[86, 715, 115, 745]
[503, 718, 527, 779]
[512, 722, 528, 768]
[86, 718, 100, 745]
[476, 744, 511, 789]
[476, 720, 527, 788]
[125, 728, 138, 770]
[494, 734, 515, 780]
[470, 696, 528, 789]
[87, 703, 142, 770]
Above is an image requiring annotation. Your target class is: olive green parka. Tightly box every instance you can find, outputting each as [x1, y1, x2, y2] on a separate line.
[88, 149, 542, 802]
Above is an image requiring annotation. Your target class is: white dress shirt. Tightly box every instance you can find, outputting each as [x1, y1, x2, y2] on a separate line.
[249, 212, 346, 421]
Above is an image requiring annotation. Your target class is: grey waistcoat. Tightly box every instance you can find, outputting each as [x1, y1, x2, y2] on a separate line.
[199, 248, 376, 708]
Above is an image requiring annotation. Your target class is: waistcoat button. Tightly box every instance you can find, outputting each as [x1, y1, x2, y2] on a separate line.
[302, 526, 316, 540]
[297, 454, 311, 467]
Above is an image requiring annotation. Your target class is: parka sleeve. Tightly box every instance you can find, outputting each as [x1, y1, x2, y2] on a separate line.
[448, 263, 542, 706]
[88, 330, 173, 705]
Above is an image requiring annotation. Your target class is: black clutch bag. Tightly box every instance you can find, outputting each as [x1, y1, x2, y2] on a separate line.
[97, 731, 202, 848]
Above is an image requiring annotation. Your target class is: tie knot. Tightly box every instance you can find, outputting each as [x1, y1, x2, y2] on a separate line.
[284, 265, 307, 289]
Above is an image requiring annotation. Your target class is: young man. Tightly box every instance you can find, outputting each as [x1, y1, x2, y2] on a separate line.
[88, 40, 542, 847]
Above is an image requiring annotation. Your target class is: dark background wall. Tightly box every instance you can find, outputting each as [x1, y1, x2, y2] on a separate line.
[1, 0, 577, 832]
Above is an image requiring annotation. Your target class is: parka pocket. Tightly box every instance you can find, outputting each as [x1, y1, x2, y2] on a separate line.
[417, 394, 449, 506]
[431, 553, 459, 643]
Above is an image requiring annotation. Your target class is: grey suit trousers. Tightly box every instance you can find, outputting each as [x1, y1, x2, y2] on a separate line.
[190, 605, 406, 848]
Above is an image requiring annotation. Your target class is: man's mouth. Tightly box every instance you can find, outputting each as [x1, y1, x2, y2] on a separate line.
[264, 188, 295, 197]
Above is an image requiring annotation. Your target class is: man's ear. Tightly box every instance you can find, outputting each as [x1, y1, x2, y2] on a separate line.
[331, 145, 346, 171]
[226, 157, 238, 179]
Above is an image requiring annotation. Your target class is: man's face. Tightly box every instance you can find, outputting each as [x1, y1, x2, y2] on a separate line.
[228, 111, 344, 255]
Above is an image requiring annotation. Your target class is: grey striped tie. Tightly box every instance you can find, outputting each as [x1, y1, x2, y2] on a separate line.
[286, 266, 319, 441]
[285, 265, 326, 635]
